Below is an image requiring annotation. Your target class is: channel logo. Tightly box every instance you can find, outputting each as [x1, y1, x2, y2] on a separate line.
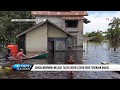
[12, 64, 33, 71]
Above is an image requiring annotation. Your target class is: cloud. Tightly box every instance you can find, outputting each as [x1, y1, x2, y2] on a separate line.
[83, 11, 120, 34]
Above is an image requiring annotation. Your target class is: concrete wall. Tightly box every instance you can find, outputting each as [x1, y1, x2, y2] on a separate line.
[77, 20, 83, 46]
[36, 16, 84, 46]
[26, 23, 47, 52]
[68, 20, 83, 46]
[78, 20, 83, 33]
[36, 16, 65, 29]
[47, 23, 67, 38]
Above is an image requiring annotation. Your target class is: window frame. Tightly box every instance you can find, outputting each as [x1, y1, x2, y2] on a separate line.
[65, 20, 78, 28]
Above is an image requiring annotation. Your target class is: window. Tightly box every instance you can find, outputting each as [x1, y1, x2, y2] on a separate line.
[65, 20, 78, 28]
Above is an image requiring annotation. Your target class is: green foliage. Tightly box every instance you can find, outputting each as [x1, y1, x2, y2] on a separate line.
[0, 11, 34, 47]
[107, 17, 120, 41]
[0, 67, 11, 77]
[84, 31, 104, 43]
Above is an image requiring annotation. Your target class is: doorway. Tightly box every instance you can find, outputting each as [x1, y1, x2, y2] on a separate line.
[48, 39, 54, 51]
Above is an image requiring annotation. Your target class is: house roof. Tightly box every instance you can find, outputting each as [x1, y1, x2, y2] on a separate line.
[16, 19, 76, 38]
[31, 11, 88, 16]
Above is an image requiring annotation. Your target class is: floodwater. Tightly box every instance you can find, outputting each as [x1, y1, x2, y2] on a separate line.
[1, 41, 120, 79]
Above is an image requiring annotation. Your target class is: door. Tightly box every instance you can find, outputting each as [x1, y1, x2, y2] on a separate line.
[55, 40, 66, 51]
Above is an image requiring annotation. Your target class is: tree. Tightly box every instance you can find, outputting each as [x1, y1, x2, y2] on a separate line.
[108, 17, 120, 41]
[84, 30, 104, 42]
[0, 11, 34, 47]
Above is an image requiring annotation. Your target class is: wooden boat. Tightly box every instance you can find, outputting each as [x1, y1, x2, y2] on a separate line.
[101, 61, 117, 65]
[14, 51, 49, 60]
[0, 51, 49, 67]
[0, 51, 49, 61]
[28, 51, 49, 59]
[101, 62, 109, 65]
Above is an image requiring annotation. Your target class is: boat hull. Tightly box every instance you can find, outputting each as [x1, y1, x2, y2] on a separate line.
[29, 52, 49, 59]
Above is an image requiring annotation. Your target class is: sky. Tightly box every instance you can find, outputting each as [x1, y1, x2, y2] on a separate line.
[83, 11, 120, 34]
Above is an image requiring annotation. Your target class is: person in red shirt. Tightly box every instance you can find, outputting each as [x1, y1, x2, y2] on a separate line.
[15, 48, 29, 63]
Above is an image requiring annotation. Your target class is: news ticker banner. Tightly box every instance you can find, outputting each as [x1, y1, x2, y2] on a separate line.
[10, 64, 120, 71]
[11, 19, 46, 22]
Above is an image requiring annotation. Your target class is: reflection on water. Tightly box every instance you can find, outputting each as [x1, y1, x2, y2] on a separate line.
[47, 50, 83, 64]
[1, 41, 120, 79]
[48, 51, 68, 64]
[83, 42, 110, 64]
[83, 41, 120, 64]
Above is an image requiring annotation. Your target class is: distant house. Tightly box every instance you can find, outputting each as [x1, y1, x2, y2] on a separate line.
[16, 19, 76, 53]
[31, 11, 88, 47]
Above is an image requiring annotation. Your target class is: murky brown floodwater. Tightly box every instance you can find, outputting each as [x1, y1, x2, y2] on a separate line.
[1, 41, 120, 79]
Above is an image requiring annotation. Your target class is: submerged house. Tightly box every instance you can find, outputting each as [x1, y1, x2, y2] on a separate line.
[31, 11, 88, 47]
[16, 19, 76, 53]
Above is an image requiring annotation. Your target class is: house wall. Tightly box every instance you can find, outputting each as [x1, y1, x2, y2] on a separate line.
[68, 20, 83, 46]
[77, 20, 83, 46]
[47, 23, 67, 38]
[36, 16, 84, 46]
[47, 23, 67, 51]
[26, 23, 47, 52]
[36, 16, 65, 29]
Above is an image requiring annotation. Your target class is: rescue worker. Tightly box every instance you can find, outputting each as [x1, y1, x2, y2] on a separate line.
[15, 48, 29, 63]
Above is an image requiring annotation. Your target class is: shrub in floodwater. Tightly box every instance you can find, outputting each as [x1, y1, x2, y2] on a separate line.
[0, 66, 11, 76]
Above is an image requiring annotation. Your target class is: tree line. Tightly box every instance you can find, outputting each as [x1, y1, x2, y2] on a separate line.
[0, 11, 91, 48]
[84, 17, 120, 43]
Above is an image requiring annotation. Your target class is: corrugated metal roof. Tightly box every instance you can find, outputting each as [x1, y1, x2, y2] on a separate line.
[31, 11, 88, 16]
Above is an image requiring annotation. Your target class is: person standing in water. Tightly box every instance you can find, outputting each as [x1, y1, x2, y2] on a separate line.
[68, 55, 74, 79]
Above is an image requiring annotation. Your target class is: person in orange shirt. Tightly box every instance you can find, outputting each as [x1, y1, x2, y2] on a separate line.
[15, 48, 29, 63]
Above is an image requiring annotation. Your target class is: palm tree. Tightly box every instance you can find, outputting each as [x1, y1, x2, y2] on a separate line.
[107, 28, 114, 40]
[108, 17, 120, 41]
[109, 17, 120, 29]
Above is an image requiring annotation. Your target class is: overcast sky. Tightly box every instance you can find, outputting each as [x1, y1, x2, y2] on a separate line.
[83, 11, 120, 34]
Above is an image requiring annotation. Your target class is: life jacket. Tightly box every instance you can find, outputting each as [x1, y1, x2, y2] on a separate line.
[7, 44, 18, 57]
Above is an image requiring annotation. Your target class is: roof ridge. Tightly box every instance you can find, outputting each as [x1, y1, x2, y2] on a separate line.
[31, 11, 88, 16]
[16, 19, 77, 38]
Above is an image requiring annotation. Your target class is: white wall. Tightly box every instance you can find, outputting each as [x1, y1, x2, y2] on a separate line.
[77, 20, 84, 46]
[47, 23, 67, 38]
[36, 16, 65, 29]
[26, 23, 47, 52]
[36, 16, 84, 46]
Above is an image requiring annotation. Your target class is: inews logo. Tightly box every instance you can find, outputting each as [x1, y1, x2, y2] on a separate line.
[0, 64, 33, 74]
